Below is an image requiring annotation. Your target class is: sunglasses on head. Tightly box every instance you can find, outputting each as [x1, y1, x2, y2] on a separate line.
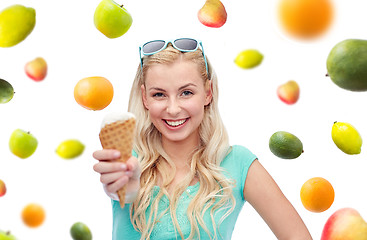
[139, 38, 209, 76]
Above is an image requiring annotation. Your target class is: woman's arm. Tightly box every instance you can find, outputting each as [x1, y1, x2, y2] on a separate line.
[244, 159, 313, 240]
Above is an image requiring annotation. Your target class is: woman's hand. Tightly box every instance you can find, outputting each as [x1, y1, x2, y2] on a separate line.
[93, 149, 141, 203]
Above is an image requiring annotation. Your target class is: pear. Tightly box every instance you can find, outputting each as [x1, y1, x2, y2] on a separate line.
[198, 0, 227, 28]
[0, 4, 36, 48]
[321, 208, 367, 240]
[94, 0, 133, 38]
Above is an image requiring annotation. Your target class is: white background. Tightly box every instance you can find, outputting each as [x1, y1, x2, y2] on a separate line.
[1, 0, 367, 239]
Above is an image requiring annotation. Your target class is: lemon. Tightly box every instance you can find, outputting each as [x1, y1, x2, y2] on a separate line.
[269, 131, 303, 159]
[70, 222, 92, 240]
[56, 139, 85, 159]
[234, 49, 263, 69]
[0, 4, 36, 48]
[331, 121, 362, 154]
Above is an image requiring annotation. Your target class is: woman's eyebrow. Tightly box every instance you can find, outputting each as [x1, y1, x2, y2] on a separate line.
[149, 83, 197, 92]
[149, 87, 166, 92]
[179, 83, 197, 90]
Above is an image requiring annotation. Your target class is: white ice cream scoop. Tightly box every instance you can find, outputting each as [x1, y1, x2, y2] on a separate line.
[100, 112, 135, 129]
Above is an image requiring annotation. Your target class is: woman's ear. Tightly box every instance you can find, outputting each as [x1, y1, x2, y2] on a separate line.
[141, 84, 149, 109]
[205, 80, 213, 106]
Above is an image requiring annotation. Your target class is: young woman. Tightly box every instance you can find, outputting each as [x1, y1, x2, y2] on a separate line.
[93, 38, 312, 240]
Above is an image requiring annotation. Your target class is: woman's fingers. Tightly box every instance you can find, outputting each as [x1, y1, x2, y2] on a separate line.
[93, 161, 126, 174]
[105, 176, 129, 193]
[100, 171, 133, 185]
[126, 156, 141, 179]
[92, 149, 120, 161]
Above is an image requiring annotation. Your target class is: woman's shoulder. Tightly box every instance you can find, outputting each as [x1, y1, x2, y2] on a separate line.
[226, 145, 257, 160]
[221, 145, 257, 171]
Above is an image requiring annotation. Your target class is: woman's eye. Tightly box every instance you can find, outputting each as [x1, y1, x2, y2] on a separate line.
[152, 92, 164, 98]
[182, 90, 193, 96]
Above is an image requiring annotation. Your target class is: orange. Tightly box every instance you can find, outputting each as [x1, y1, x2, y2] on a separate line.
[74, 76, 114, 110]
[300, 177, 334, 212]
[278, 0, 334, 39]
[21, 203, 46, 227]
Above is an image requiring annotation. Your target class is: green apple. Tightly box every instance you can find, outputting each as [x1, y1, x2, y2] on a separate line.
[0, 79, 14, 104]
[0, 4, 36, 48]
[0, 231, 16, 240]
[9, 129, 38, 159]
[94, 0, 132, 38]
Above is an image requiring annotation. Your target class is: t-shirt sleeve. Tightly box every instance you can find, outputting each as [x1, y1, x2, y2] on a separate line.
[226, 145, 257, 200]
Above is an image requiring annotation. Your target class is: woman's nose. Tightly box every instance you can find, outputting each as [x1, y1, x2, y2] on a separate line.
[166, 98, 181, 116]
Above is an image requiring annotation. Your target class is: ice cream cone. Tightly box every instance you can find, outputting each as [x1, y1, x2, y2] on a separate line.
[99, 113, 136, 208]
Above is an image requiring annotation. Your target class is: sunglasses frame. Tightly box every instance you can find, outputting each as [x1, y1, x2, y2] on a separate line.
[139, 38, 209, 76]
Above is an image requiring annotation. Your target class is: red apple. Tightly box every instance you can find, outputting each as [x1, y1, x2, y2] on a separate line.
[277, 80, 300, 104]
[0, 179, 6, 197]
[321, 208, 367, 240]
[25, 57, 47, 81]
[198, 0, 227, 28]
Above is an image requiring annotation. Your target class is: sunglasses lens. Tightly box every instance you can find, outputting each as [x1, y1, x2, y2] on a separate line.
[142, 40, 166, 54]
[174, 39, 198, 51]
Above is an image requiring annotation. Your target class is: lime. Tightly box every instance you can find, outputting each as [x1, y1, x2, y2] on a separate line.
[70, 222, 92, 240]
[331, 121, 362, 154]
[56, 139, 85, 159]
[269, 131, 303, 159]
[0, 79, 14, 103]
[234, 49, 263, 69]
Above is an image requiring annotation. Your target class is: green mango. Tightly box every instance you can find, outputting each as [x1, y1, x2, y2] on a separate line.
[0, 4, 36, 48]
[269, 131, 303, 159]
[0, 79, 14, 104]
[326, 39, 367, 91]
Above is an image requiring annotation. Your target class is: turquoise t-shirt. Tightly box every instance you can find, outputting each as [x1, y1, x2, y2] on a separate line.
[111, 145, 257, 240]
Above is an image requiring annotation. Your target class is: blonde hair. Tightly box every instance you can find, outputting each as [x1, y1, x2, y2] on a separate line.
[128, 44, 235, 239]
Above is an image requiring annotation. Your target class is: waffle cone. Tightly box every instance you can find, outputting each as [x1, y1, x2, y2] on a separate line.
[99, 117, 136, 208]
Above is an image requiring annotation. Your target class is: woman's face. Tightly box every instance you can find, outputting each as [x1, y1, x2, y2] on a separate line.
[141, 59, 212, 146]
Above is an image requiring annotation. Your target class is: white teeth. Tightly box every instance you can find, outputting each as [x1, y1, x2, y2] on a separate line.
[166, 119, 186, 127]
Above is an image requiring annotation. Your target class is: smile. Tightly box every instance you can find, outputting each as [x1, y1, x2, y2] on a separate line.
[164, 118, 188, 127]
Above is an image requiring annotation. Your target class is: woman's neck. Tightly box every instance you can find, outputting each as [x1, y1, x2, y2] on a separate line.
[161, 135, 200, 169]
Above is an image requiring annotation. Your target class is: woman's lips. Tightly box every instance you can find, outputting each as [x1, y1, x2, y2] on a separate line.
[163, 118, 189, 128]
